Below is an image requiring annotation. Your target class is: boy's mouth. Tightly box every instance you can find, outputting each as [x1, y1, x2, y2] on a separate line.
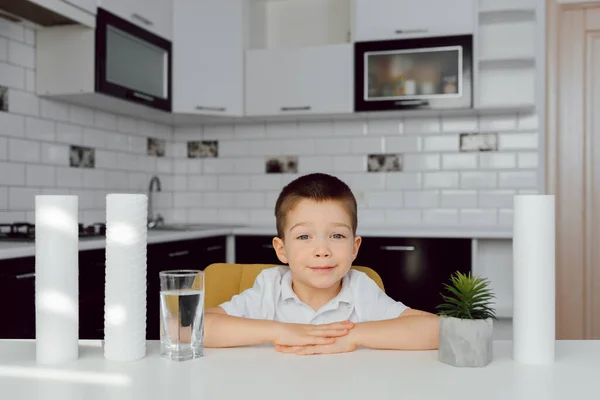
[309, 266, 336, 273]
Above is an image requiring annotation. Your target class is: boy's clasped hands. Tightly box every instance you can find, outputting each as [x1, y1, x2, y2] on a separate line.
[273, 320, 357, 356]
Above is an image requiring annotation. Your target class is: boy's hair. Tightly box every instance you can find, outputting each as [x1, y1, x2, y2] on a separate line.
[274, 173, 357, 239]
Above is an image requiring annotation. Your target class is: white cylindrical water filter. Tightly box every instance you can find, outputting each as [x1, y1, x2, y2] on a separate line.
[512, 194, 556, 364]
[35, 195, 79, 365]
[104, 194, 148, 361]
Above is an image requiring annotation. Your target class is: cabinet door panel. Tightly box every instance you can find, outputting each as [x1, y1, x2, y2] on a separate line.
[0, 257, 36, 339]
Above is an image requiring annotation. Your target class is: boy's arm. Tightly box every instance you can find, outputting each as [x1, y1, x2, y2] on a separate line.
[275, 309, 439, 355]
[351, 309, 440, 350]
[204, 307, 355, 348]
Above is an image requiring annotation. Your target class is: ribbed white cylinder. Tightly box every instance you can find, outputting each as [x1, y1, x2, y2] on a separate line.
[104, 194, 148, 361]
[35, 195, 79, 365]
[512, 195, 556, 365]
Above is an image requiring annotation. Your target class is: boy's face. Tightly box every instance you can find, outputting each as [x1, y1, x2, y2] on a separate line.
[272, 199, 361, 290]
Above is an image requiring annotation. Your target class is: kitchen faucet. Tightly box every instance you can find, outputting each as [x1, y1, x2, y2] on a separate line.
[147, 175, 164, 229]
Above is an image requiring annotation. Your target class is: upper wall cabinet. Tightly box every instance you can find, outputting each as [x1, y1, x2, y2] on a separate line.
[353, 0, 475, 42]
[0, 0, 97, 28]
[63, 0, 97, 15]
[98, 0, 172, 40]
[173, 0, 246, 117]
[244, 0, 352, 117]
[245, 44, 352, 116]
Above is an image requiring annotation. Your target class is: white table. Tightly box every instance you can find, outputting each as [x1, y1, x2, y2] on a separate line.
[0, 340, 598, 399]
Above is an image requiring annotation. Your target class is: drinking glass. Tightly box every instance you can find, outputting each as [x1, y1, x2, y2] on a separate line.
[159, 270, 204, 361]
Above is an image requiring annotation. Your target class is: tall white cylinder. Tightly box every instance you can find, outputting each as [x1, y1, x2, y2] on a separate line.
[104, 194, 148, 361]
[35, 195, 79, 365]
[512, 194, 556, 364]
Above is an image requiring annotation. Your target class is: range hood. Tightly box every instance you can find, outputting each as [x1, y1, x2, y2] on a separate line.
[0, 0, 95, 28]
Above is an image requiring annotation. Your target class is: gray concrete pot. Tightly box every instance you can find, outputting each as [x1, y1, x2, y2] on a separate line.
[438, 316, 493, 367]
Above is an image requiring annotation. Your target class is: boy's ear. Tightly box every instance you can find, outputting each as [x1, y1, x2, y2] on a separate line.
[352, 235, 362, 262]
[272, 236, 289, 265]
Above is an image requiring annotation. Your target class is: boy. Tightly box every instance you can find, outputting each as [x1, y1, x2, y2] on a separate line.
[204, 173, 439, 355]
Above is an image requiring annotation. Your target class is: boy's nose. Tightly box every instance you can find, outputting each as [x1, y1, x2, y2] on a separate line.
[313, 241, 331, 258]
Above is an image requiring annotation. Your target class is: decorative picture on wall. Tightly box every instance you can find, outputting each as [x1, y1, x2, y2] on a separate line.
[266, 156, 298, 173]
[367, 154, 403, 172]
[460, 133, 498, 152]
[147, 138, 166, 157]
[0, 86, 8, 112]
[69, 145, 95, 168]
[188, 140, 218, 158]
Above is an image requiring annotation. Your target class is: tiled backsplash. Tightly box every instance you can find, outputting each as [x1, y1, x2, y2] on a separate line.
[0, 18, 540, 228]
[171, 115, 539, 227]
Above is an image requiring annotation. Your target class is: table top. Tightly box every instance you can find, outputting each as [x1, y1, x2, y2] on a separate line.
[0, 340, 598, 399]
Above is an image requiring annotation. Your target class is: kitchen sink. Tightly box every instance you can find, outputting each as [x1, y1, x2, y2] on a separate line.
[149, 223, 235, 231]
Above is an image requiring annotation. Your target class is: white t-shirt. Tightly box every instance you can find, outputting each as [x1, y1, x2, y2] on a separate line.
[219, 266, 409, 324]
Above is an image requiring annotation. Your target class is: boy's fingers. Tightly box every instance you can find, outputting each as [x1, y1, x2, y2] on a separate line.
[321, 321, 354, 329]
[302, 336, 335, 345]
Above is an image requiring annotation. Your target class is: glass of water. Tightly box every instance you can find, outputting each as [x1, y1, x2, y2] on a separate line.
[159, 270, 204, 361]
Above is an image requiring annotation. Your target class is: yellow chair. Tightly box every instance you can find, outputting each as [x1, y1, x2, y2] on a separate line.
[203, 263, 384, 309]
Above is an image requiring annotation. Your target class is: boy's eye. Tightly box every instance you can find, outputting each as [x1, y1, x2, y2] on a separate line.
[297, 234, 310, 240]
[332, 233, 345, 239]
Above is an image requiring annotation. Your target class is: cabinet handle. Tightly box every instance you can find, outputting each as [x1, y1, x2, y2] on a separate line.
[395, 29, 429, 35]
[169, 250, 190, 258]
[281, 106, 311, 112]
[16, 273, 35, 280]
[133, 92, 155, 102]
[196, 106, 226, 112]
[206, 245, 223, 252]
[262, 244, 274, 249]
[380, 245, 416, 252]
[131, 13, 153, 26]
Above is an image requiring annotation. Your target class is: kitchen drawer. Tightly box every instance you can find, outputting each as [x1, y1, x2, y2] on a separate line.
[354, 237, 471, 313]
[78, 249, 107, 340]
[234, 235, 282, 266]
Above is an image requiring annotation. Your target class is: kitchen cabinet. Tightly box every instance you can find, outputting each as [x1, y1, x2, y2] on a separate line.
[146, 236, 227, 339]
[98, 0, 172, 40]
[234, 235, 471, 314]
[245, 44, 353, 116]
[234, 235, 282, 266]
[173, 0, 245, 117]
[353, 237, 471, 314]
[0, 257, 36, 339]
[63, 0, 97, 14]
[0, 251, 107, 340]
[353, 0, 475, 42]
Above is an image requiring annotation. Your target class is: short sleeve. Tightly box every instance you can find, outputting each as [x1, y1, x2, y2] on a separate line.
[218, 270, 274, 320]
[353, 271, 409, 322]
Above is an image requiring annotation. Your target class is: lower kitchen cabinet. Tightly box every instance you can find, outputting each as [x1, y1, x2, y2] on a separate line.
[234, 235, 281, 265]
[0, 251, 108, 340]
[353, 237, 471, 314]
[0, 257, 36, 339]
[235, 235, 472, 314]
[146, 236, 227, 340]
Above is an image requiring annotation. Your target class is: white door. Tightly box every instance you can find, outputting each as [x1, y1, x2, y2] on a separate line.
[547, 2, 600, 339]
[173, 0, 245, 116]
[354, 0, 475, 41]
[245, 44, 352, 116]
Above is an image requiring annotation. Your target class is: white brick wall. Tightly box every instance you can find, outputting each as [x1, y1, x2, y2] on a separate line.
[0, 19, 174, 225]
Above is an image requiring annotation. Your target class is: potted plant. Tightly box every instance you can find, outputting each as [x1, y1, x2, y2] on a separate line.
[436, 271, 497, 367]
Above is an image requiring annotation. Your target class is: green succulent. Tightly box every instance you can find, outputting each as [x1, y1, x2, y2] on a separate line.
[436, 271, 497, 320]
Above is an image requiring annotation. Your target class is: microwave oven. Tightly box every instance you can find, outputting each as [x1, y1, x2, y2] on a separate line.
[95, 8, 172, 111]
[354, 35, 473, 112]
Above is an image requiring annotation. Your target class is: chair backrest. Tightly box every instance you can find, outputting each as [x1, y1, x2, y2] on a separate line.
[203, 263, 384, 309]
